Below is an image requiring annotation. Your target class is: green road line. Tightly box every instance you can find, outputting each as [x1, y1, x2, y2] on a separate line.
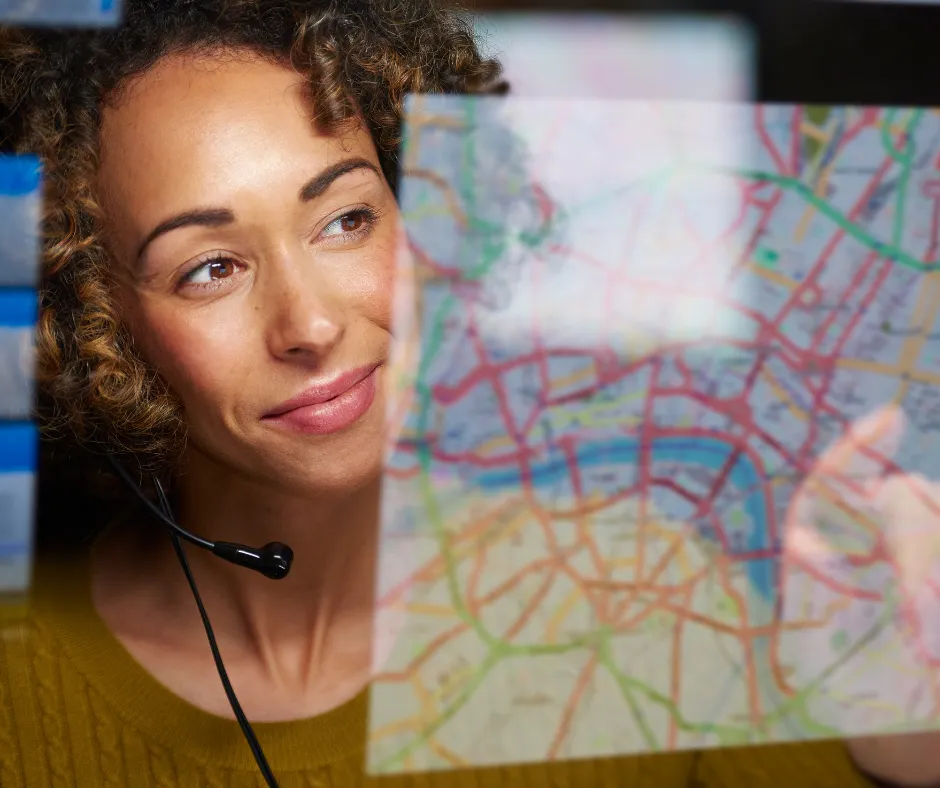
[597, 636, 660, 750]
[502, 638, 599, 658]
[891, 110, 925, 252]
[706, 166, 934, 271]
[774, 693, 842, 739]
[597, 633, 752, 744]
[416, 442, 499, 648]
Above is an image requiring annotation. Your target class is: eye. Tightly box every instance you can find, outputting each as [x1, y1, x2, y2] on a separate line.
[182, 256, 239, 286]
[320, 208, 375, 240]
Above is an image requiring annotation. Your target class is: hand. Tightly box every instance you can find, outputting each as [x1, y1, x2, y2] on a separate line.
[783, 405, 940, 785]
[785, 405, 940, 653]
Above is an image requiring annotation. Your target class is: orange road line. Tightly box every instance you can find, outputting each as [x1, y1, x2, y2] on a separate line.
[616, 571, 705, 630]
[370, 717, 419, 741]
[503, 570, 556, 641]
[373, 621, 468, 683]
[545, 587, 586, 644]
[475, 556, 558, 607]
[403, 602, 456, 617]
[465, 543, 490, 619]
[668, 584, 694, 748]
[895, 272, 940, 402]
[428, 739, 469, 768]
[643, 600, 829, 640]
[402, 167, 470, 231]
[547, 652, 599, 759]
[613, 537, 687, 619]
[713, 559, 762, 721]
[379, 500, 525, 606]
[549, 486, 645, 519]
[636, 491, 648, 615]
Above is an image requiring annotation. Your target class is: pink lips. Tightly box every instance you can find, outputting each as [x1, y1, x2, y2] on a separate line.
[263, 364, 380, 435]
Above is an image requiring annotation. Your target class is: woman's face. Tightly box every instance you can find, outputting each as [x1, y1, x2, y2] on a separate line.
[97, 52, 401, 495]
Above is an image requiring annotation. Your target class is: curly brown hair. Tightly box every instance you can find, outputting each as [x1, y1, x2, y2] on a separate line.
[0, 0, 504, 482]
[0, 0, 505, 548]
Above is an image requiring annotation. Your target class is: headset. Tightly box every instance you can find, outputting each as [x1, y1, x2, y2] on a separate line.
[107, 456, 290, 788]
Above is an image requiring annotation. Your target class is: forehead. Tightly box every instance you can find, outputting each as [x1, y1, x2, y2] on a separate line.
[96, 51, 379, 238]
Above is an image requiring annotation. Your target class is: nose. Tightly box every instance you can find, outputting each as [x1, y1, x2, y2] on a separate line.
[264, 262, 345, 364]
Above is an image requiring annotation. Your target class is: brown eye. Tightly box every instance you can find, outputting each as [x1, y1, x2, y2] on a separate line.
[339, 213, 363, 232]
[180, 256, 241, 288]
[208, 259, 236, 279]
[321, 209, 374, 240]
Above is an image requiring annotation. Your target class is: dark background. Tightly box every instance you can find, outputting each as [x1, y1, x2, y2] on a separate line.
[463, 0, 940, 107]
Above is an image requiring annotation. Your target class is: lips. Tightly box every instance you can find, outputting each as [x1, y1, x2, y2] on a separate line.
[265, 364, 379, 417]
[262, 364, 381, 436]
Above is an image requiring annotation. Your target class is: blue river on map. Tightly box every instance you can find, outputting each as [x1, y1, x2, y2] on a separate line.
[474, 436, 778, 604]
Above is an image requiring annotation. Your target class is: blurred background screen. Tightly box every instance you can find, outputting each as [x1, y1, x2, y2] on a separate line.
[0, 0, 122, 26]
[833, 0, 940, 5]
[475, 14, 753, 101]
[464, 0, 940, 107]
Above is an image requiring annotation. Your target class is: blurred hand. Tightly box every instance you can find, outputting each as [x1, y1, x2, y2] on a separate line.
[785, 405, 940, 786]
[786, 405, 940, 641]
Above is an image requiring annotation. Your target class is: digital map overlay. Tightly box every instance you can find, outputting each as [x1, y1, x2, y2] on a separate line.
[368, 98, 940, 773]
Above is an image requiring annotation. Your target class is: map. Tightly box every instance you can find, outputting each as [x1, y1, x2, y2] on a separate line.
[368, 98, 940, 773]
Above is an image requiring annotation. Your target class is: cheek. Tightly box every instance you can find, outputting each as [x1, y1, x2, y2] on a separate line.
[346, 228, 398, 332]
[126, 299, 250, 415]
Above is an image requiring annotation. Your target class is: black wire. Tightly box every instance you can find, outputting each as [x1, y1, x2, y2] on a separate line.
[152, 478, 280, 788]
[106, 457, 214, 552]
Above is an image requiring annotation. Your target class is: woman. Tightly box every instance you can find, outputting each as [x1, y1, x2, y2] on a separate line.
[0, 0, 934, 785]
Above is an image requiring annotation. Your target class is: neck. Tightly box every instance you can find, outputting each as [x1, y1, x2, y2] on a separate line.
[151, 449, 380, 694]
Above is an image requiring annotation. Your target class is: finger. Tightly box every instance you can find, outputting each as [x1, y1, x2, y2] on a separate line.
[783, 482, 846, 565]
[877, 474, 940, 599]
[812, 404, 905, 484]
[784, 405, 905, 565]
[877, 475, 940, 661]
[784, 520, 836, 564]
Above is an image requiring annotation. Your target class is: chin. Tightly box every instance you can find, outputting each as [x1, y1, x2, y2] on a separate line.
[269, 418, 387, 499]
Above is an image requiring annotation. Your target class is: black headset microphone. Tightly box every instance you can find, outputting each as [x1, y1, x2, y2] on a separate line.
[106, 458, 293, 580]
[107, 456, 290, 788]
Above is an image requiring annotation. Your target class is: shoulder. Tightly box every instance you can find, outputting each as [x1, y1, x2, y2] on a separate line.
[0, 550, 91, 679]
[0, 550, 102, 782]
[0, 559, 79, 786]
[0, 550, 95, 697]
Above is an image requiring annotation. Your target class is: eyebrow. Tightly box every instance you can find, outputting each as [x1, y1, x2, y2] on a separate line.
[134, 157, 381, 264]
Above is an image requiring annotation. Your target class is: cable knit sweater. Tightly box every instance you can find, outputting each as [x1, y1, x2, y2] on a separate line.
[0, 554, 879, 788]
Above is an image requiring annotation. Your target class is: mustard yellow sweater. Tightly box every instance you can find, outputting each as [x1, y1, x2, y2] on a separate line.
[0, 555, 879, 788]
